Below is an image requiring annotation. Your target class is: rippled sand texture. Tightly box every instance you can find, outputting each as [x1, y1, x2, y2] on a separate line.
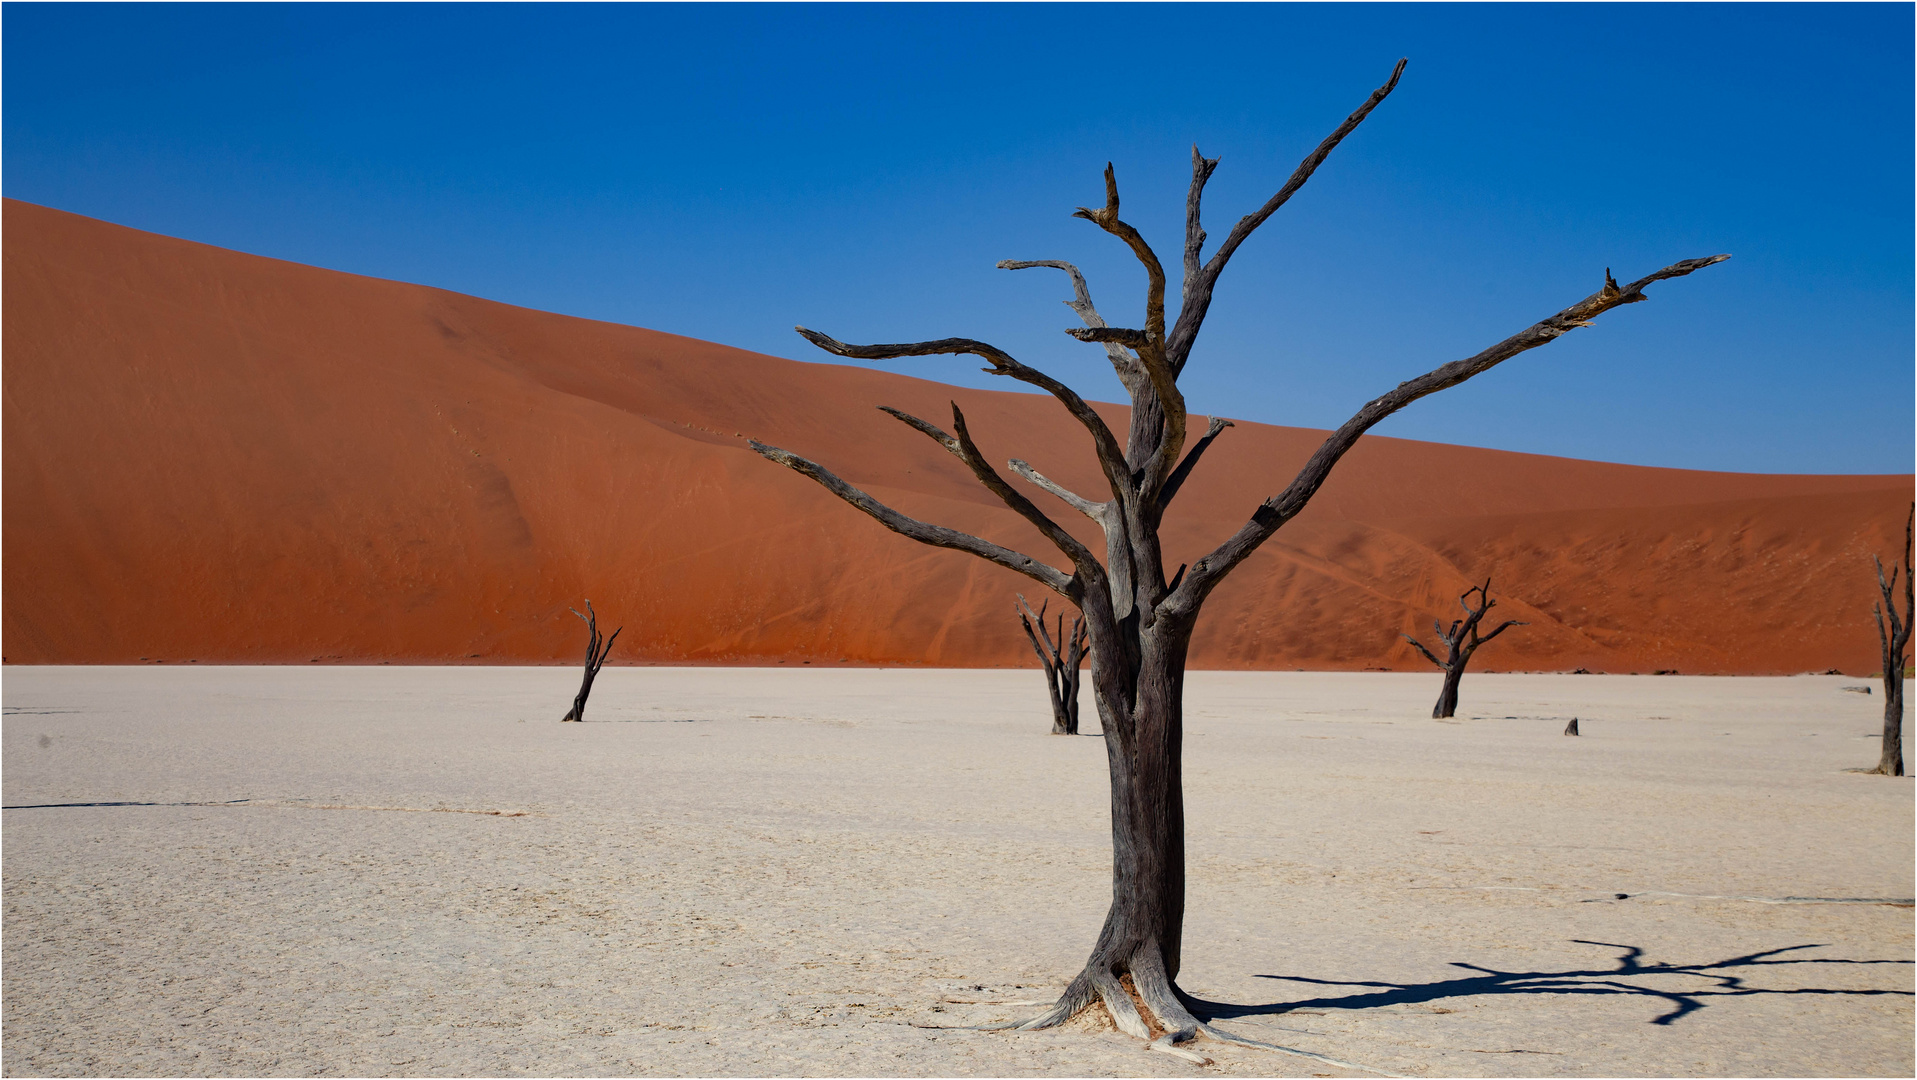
[4, 667, 1911, 1076]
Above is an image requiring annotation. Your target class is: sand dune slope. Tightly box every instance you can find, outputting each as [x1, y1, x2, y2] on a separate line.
[4, 199, 1908, 671]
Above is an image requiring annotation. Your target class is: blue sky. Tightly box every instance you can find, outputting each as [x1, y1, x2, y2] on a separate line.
[5, 3, 1911, 475]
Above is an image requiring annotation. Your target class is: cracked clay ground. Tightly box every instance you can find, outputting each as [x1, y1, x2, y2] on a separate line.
[3, 667, 1911, 1076]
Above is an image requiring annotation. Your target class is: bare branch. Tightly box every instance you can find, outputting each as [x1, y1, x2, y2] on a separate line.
[1402, 634, 1445, 669]
[1477, 619, 1526, 645]
[1070, 164, 1187, 493]
[875, 401, 1101, 571]
[947, 403, 1101, 570]
[1182, 145, 1221, 306]
[598, 625, 624, 666]
[878, 405, 960, 452]
[998, 259, 1143, 383]
[1010, 458, 1105, 520]
[1169, 254, 1730, 610]
[796, 326, 1132, 502]
[1168, 59, 1407, 375]
[1158, 417, 1234, 513]
[1902, 503, 1915, 650]
[1071, 163, 1168, 356]
[1067, 327, 1151, 347]
[1878, 503, 1915, 654]
[1017, 594, 1058, 660]
[1458, 584, 1490, 617]
[749, 439, 1073, 597]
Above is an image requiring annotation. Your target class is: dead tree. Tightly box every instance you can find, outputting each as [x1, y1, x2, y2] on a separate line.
[560, 600, 621, 722]
[1018, 594, 1088, 735]
[1867, 503, 1913, 775]
[1403, 579, 1526, 719]
[749, 59, 1725, 1061]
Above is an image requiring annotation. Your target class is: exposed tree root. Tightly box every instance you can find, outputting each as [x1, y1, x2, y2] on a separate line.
[961, 953, 1408, 1074]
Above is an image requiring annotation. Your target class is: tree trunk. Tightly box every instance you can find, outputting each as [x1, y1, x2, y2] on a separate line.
[1021, 620, 1194, 1036]
[562, 669, 596, 723]
[1065, 667, 1081, 736]
[1433, 666, 1462, 719]
[1879, 668, 1906, 776]
[1047, 668, 1075, 736]
[1061, 621, 1086, 736]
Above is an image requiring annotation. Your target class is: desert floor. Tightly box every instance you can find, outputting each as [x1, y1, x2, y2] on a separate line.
[3, 667, 1911, 1077]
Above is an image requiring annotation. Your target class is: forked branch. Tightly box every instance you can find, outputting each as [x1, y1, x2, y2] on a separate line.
[998, 259, 1143, 384]
[1158, 416, 1234, 513]
[796, 327, 1131, 501]
[1169, 59, 1407, 374]
[748, 439, 1074, 597]
[877, 404, 1099, 569]
[1070, 165, 1187, 492]
[1009, 458, 1106, 520]
[1170, 255, 1730, 611]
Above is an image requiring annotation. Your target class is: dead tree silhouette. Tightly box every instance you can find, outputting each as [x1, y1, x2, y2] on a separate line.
[1017, 594, 1088, 735]
[1867, 503, 1913, 775]
[560, 600, 621, 722]
[1403, 579, 1526, 718]
[748, 58, 1727, 1061]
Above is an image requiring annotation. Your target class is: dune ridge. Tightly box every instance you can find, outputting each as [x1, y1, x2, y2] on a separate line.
[4, 199, 1908, 672]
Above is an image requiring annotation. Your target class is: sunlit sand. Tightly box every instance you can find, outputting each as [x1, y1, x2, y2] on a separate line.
[4, 667, 1910, 1076]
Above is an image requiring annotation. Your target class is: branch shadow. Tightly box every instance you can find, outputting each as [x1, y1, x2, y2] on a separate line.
[1185, 941, 1913, 1027]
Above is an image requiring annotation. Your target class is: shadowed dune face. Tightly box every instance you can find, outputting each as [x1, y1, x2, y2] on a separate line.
[3, 199, 1909, 672]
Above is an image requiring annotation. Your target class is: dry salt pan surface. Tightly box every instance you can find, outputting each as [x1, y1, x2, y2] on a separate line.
[3, 668, 1911, 1078]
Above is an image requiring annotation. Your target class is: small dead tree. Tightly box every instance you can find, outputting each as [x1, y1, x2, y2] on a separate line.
[748, 58, 1725, 1060]
[560, 600, 621, 722]
[1403, 579, 1526, 719]
[1017, 594, 1088, 735]
[1867, 503, 1913, 775]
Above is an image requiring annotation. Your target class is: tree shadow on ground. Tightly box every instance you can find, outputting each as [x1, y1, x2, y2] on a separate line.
[1186, 941, 1912, 1026]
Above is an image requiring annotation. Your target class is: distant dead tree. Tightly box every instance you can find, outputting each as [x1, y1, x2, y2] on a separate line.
[1866, 504, 1912, 775]
[1017, 594, 1088, 735]
[1404, 579, 1525, 719]
[560, 600, 621, 722]
[746, 58, 1725, 1061]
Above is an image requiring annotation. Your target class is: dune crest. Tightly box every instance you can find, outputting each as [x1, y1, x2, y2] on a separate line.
[4, 199, 1907, 672]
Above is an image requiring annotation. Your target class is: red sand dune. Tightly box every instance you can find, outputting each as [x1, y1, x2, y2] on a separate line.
[4, 199, 1909, 673]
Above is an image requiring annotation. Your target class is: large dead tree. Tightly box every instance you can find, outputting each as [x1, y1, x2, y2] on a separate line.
[1867, 504, 1912, 776]
[560, 600, 621, 722]
[1018, 594, 1088, 735]
[750, 59, 1726, 1063]
[1403, 578, 1525, 719]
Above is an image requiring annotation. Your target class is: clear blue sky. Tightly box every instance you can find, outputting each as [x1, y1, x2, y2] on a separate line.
[5, 3, 1911, 475]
